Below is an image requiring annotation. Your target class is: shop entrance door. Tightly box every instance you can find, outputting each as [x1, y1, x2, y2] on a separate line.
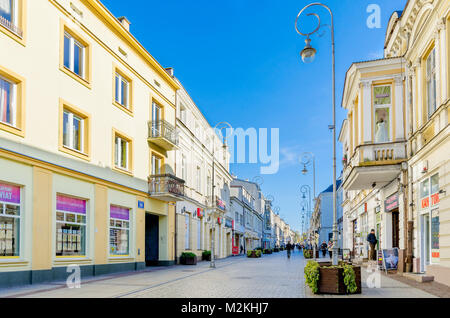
[145, 214, 159, 266]
[392, 210, 400, 248]
[420, 213, 431, 272]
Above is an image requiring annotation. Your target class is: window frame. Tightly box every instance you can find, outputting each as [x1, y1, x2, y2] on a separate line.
[109, 205, 131, 257]
[113, 66, 133, 115]
[0, 0, 26, 45]
[0, 65, 25, 137]
[59, 99, 91, 161]
[112, 129, 133, 175]
[425, 47, 437, 119]
[372, 83, 393, 144]
[60, 19, 91, 89]
[0, 183, 22, 259]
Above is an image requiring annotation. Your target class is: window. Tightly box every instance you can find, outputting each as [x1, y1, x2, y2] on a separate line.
[373, 85, 392, 143]
[56, 194, 86, 257]
[59, 100, 90, 159]
[0, 75, 16, 127]
[185, 213, 190, 249]
[151, 102, 162, 137]
[64, 32, 85, 78]
[151, 154, 162, 175]
[113, 68, 132, 113]
[0, 66, 24, 136]
[197, 219, 201, 250]
[0, 182, 20, 257]
[63, 110, 84, 153]
[115, 136, 129, 170]
[60, 23, 91, 87]
[180, 104, 187, 123]
[109, 205, 130, 256]
[181, 154, 187, 181]
[0, 0, 23, 40]
[196, 166, 201, 192]
[426, 48, 437, 118]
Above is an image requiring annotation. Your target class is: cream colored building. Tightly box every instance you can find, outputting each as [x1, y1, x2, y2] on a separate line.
[174, 79, 232, 261]
[0, 0, 186, 287]
[340, 0, 450, 286]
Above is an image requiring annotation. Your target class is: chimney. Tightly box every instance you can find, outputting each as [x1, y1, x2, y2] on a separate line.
[165, 67, 174, 77]
[118, 17, 131, 32]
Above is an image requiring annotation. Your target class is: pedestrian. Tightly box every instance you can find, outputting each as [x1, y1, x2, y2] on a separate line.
[240, 245, 243, 255]
[320, 241, 327, 258]
[286, 242, 292, 259]
[367, 229, 378, 261]
[328, 240, 333, 259]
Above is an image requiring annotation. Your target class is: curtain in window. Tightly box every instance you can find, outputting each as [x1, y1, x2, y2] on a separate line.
[0, 78, 11, 124]
[427, 49, 436, 117]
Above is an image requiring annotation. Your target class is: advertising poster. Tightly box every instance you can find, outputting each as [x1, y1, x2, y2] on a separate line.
[431, 209, 440, 258]
[382, 248, 399, 271]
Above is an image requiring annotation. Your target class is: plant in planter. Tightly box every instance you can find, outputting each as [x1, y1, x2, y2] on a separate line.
[274, 247, 279, 252]
[304, 261, 361, 295]
[202, 250, 211, 261]
[263, 249, 273, 254]
[247, 250, 262, 258]
[303, 249, 313, 259]
[180, 252, 197, 265]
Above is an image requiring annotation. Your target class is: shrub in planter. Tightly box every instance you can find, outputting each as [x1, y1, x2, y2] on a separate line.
[304, 261, 361, 295]
[180, 252, 197, 265]
[202, 250, 211, 261]
[247, 250, 262, 258]
[263, 249, 273, 254]
[274, 248, 280, 252]
[303, 249, 313, 259]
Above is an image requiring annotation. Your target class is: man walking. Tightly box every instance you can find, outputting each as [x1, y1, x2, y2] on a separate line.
[320, 241, 328, 258]
[286, 242, 292, 259]
[367, 229, 378, 261]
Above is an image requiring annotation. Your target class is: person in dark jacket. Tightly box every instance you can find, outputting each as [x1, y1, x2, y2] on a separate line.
[320, 241, 328, 258]
[367, 229, 378, 261]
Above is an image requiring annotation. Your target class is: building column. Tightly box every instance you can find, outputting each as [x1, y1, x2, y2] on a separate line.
[394, 75, 404, 141]
[361, 80, 372, 144]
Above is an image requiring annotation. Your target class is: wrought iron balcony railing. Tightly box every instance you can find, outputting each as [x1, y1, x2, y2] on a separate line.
[148, 120, 179, 150]
[148, 174, 185, 201]
[0, 17, 23, 38]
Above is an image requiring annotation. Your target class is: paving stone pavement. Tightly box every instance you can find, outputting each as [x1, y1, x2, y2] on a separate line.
[0, 251, 438, 298]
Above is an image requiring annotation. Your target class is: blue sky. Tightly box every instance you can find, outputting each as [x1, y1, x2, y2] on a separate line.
[103, 0, 406, 232]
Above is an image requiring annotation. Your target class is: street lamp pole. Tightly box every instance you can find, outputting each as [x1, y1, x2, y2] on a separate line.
[210, 122, 232, 269]
[301, 152, 316, 202]
[296, 3, 338, 265]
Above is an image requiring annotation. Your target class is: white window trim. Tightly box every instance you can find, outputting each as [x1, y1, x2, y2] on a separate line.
[63, 111, 84, 153]
[64, 32, 86, 79]
[115, 73, 129, 108]
[115, 136, 129, 170]
[373, 85, 393, 143]
[109, 216, 130, 256]
[426, 48, 436, 118]
[0, 75, 17, 127]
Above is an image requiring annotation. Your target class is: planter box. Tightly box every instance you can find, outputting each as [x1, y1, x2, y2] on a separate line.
[180, 256, 197, 265]
[317, 264, 361, 295]
[202, 255, 211, 261]
[247, 251, 261, 258]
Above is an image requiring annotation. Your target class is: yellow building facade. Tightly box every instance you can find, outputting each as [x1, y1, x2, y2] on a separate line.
[341, 0, 449, 285]
[0, 0, 184, 287]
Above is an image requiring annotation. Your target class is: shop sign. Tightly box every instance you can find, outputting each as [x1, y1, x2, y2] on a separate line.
[421, 197, 430, 209]
[431, 209, 439, 258]
[57, 195, 86, 214]
[431, 193, 440, 206]
[232, 246, 239, 255]
[138, 201, 144, 209]
[217, 217, 222, 225]
[197, 208, 204, 218]
[0, 183, 20, 204]
[111, 205, 130, 220]
[216, 198, 226, 211]
[385, 193, 399, 212]
[225, 218, 233, 228]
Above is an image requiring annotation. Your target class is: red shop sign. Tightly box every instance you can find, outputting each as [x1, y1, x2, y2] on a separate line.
[421, 197, 430, 209]
[431, 193, 440, 206]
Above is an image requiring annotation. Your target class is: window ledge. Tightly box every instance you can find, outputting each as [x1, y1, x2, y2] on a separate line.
[59, 145, 91, 162]
[0, 122, 24, 137]
[54, 257, 92, 265]
[60, 66, 91, 89]
[0, 23, 25, 47]
[112, 166, 133, 177]
[112, 101, 133, 117]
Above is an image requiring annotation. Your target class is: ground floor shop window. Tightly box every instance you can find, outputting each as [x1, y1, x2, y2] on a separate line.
[197, 219, 201, 250]
[0, 183, 20, 257]
[110, 205, 130, 256]
[56, 194, 86, 257]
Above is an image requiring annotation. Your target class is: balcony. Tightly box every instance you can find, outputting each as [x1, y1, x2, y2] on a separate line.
[0, 17, 23, 38]
[148, 120, 179, 151]
[148, 174, 185, 202]
[343, 141, 407, 191]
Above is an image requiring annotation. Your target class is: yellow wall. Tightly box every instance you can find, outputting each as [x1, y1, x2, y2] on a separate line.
[94, 184, 108, 264]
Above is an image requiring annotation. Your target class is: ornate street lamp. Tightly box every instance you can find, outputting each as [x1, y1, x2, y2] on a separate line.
[296, 2, 338, 265]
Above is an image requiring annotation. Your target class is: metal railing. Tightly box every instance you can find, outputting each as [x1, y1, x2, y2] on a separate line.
[148, 174, 185, 197]
[148, 120, 178, 146]
[0, 16, 23, 38]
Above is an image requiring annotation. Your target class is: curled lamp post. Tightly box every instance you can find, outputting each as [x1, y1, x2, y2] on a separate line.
[210, 121, 233, 268]
[296, 3, 338, 265]
[301, 184, 316, 260]
[300, 152, 316, 202]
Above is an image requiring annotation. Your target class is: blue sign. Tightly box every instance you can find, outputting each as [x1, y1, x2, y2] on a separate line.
[138, 201, 145, 209]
